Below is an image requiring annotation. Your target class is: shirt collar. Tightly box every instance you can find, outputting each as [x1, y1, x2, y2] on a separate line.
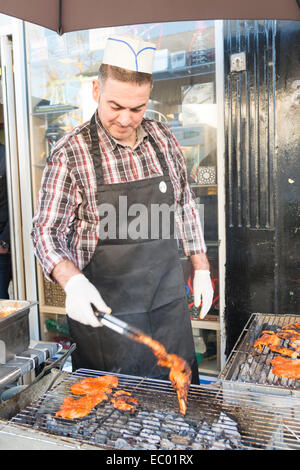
[94, 111, 148, 150]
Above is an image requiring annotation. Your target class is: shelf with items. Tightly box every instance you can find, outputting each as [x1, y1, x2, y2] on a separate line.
[40, 310, 71, 350]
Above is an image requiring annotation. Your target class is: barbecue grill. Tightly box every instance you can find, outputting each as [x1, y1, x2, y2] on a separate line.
[219, 313, 300, 398]
[2, 312, 300, 450]
[4, 367, 300, 450]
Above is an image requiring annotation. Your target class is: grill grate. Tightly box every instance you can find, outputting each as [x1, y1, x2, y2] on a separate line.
[219, 314, 300, 396]
[9, 368, 300, 450]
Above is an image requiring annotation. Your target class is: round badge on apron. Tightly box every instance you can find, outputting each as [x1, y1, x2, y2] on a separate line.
[159, 181, 167, 193]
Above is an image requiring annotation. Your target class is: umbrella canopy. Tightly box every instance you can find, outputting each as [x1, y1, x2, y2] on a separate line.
[0, 0, 299, 35]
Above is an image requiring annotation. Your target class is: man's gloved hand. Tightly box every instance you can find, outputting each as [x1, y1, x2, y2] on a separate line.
[64, 273, 111, 327]
[193, 270, 214, 320]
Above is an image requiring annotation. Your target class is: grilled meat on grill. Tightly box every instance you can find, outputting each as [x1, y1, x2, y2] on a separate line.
[159, 354, 191, 416]
[270, 356, 300, 379]
[113, 390, 131, 397]
[110, 399, 136, 413]
[282, 323, 300, 331]
[277, 330, 300, 344]
[253, 331, 281, 351]
[56, 375, 118, 419]
[253, 329, 300, 357]
[111, 394, 139, 413]
[55, 391, 109, 419]
[55, 375, 142, 419]
[71, 375, 118, 395]
[253, 322, 300, 378]
[56, 332, 192, 418]
[135, 333, 192, 415]
[268, 345, 300, 359]
[135, 334, 169, 361]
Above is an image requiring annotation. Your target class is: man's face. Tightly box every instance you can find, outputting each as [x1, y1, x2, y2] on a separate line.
[92, 77, 151, 145]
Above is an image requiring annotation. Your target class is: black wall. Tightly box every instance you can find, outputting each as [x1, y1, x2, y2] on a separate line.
[224, 20, 300, 355]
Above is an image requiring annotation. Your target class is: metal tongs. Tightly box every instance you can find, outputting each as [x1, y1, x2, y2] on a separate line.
[92, 305, 143, 343]
[92, 306, 159, 392]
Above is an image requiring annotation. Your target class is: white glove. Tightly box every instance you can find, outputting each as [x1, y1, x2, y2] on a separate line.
[193, 270, 214, 320]
[64, 274, 111, 327]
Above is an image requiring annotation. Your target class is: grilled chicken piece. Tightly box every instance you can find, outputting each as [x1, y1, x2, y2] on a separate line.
[135, 335, 169, 361]
[253, 330, 300, 358]
[160, 354, 191, 416]
[253, 332, 281, 351]
[135, 333, 191, 415]
[271, 356, 300, 379]
[268, 345, 300, 359]
[56, 375, 118, 419]
[111, 400, 135, 413]
[253, 323, 300, 379]
[113, 390, 132, 397]
[282, 323, 300, 331]
[111, 395, 138, 413]
[271, 356, 292, 366]
[277, 330, 300, 344]
[56, 391, 108, 419]
[71, 375, 118, 395]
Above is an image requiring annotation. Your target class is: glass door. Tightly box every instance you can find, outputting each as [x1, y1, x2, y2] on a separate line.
[146, 22, 222, 375]
[0, 35, 25, 300]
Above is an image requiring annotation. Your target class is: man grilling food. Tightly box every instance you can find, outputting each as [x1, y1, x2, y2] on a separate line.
[31, 34, 214, 385]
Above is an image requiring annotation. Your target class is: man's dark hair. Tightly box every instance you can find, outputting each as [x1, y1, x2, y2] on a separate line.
[98, 64, 153, 88]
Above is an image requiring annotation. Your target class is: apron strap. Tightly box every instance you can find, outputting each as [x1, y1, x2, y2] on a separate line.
[90, 113, 105, 192]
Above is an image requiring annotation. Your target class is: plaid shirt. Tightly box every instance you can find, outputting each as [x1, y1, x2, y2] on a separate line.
[31, 113, 206, 281]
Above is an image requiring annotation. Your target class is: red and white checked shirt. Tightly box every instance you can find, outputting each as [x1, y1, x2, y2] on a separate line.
[31, 114, 206, 281]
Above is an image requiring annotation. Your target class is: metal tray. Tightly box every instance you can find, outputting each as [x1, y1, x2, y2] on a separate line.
[0, 300, 37, 323]
[0, 300, 37, 364]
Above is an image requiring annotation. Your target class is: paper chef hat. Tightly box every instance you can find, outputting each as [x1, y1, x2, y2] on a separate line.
[102, 35, 156, 74]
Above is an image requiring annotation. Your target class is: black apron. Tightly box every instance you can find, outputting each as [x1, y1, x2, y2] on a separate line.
[67, 113, 199, 384]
